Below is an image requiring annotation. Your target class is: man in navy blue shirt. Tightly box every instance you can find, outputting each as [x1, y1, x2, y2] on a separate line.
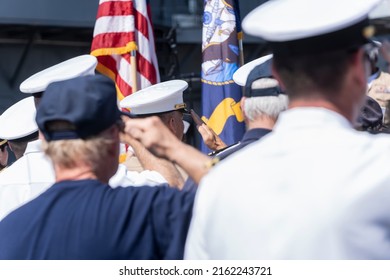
[0, 75, 195, 260]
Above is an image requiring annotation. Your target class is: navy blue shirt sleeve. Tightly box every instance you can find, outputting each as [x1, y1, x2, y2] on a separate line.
[151, 187, 195, 259]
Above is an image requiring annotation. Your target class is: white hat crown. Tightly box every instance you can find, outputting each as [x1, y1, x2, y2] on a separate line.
[120, 80, 188, 115]
[20, 55, 97, 94]
[0, 97, 37, 140]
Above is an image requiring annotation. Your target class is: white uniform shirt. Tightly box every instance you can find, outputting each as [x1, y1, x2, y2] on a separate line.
[185, 108, 390, 259]
[0, 140, 55, 220]
[109, 164, 168, 187]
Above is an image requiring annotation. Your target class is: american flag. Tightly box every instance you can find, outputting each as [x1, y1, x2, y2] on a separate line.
[91, 0, 160, 100]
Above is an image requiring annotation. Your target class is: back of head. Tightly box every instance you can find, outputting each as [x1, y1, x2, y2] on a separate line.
[233, 54, 288, 121]
[36, 75, 126, 180]
[242, 0, 382, 99]
[272, 50, 355, 99]
[244, 95, 288, 122]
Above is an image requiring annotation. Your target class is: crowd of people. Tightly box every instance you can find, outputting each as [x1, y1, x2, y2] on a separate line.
[1, 0, 390, 259]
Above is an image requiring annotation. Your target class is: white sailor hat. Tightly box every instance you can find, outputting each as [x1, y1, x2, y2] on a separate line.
[119, 80, 188, 115]
[242, 0, 382, 57]
[20, 55, 97, 94]
[0, 97, 38, 141]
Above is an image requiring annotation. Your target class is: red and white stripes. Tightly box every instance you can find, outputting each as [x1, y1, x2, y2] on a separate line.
[91, 0, 160, 100]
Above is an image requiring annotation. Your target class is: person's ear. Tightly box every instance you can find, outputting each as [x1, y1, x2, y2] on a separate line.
[103, 125, 120, 154]
[168, 116, 177, 134]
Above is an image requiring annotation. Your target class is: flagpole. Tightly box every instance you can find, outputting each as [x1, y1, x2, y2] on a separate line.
[130, 49, 138, 92]
[238, 31, 244, 67]
[238, 31, 245, 99]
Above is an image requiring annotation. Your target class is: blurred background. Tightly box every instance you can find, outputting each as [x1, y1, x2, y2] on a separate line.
[0, 0, 389, 146]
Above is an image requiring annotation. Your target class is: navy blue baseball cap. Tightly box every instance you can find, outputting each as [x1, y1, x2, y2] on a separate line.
[36, 75, 132, 141]
[244, 57, 284, 97]
[233, 54, 284, 97]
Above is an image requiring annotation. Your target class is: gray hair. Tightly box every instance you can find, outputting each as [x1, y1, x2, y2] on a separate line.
[244, 94, 288, 121]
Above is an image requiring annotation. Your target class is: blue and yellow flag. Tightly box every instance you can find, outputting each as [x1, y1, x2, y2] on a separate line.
[201, 0, 245, 153]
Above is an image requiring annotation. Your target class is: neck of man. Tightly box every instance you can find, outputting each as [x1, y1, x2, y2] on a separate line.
[247, 115, 276, 130]
[54, 164, 100, 183]
[288, 95, 358, 123]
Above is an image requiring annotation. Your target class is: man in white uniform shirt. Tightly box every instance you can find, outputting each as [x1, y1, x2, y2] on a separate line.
[184, 0, 390, 259]
[0, 97, 54, 220]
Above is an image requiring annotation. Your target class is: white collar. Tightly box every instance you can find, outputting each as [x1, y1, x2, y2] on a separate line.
[24, 139, 43, 155]
[274, 107, 353, 132]
[367, 70, 380, 87]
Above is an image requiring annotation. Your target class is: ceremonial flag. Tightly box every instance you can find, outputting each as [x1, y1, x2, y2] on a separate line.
[91, 0, 160, 100]
[201, 0, 245, 152]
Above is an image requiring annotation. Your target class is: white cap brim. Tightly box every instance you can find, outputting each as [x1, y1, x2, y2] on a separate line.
[120, 80, 188, 115]
[243, 0, 382, 42]
[20, 55, 97, 94]
[369, 0, 390, 19]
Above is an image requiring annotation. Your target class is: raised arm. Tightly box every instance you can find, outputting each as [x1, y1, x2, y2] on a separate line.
[120, 131, 185, 189]
[123, 116, 213, 185]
